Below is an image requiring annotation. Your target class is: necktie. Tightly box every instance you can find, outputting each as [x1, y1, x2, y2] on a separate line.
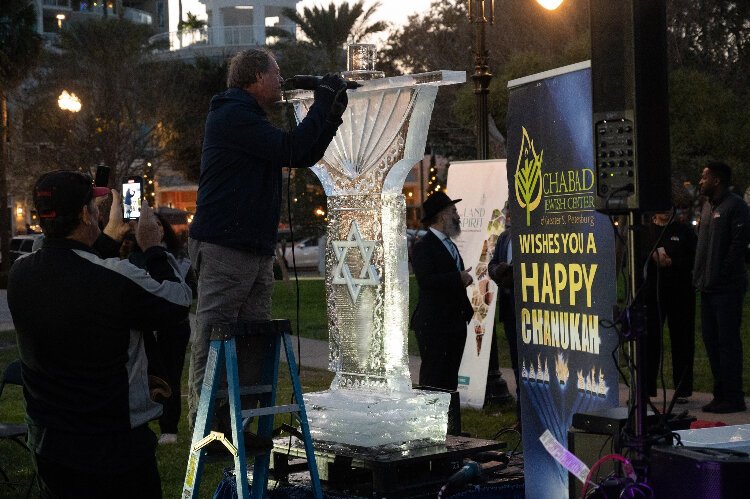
[446, 238, 461, 270]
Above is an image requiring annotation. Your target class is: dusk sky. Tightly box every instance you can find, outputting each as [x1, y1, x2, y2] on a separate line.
[172, 0, 435, 40]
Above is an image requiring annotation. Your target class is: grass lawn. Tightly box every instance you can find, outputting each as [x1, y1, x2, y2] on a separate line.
[2, 273, 745, 497]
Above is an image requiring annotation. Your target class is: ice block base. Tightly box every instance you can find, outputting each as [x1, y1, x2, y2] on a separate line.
[304, 388, 451, 448]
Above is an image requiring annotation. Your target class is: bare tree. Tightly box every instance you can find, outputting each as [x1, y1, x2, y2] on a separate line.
[0, 0, 42, 270]
[21, 18, 195, 187]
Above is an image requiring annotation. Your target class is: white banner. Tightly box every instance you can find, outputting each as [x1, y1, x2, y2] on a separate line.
[447, 159, 508, 408]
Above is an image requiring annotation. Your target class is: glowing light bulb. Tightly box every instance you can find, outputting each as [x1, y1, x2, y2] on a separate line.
[58, 91, 82, 112]
[536, 0, 563, 10]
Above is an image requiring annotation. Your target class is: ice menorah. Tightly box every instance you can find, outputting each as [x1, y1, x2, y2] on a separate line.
[284, 46, 465, 448]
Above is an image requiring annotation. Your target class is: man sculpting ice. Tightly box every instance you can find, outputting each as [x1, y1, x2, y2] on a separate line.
[187, 48, 350, 430]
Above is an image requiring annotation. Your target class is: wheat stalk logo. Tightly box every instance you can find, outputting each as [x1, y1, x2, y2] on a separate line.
[514, 127, 543, 226]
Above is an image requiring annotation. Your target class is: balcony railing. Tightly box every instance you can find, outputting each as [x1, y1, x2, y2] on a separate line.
[42, 0, 71, 7]
[148, 25, 295, 52]
[68, 7, 152, 25]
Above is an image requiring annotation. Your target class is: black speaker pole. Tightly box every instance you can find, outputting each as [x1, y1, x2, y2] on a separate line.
[626, 211, 648, 469]
[589, 0, 671, 490]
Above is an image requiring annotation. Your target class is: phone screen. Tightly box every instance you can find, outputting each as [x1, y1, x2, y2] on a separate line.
[121, 177, 143, 220]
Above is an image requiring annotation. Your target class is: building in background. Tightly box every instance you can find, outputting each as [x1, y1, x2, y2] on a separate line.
[33, 1, 154, 41]
[147, 0, 298, 59]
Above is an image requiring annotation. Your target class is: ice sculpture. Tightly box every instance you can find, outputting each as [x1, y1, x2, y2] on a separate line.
[285, 61, 465, 448]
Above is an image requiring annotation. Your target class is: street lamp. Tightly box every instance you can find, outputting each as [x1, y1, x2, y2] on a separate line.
[467, 0, 494, 160]
[468, 0, 514, 405]
[466, 0, 566, 405]
[536, 0, 564, 9]
[57, 90, 82, 113]
[467, 1, 563, 160]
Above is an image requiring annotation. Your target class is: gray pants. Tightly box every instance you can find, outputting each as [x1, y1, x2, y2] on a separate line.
[187, 239, 274, 430]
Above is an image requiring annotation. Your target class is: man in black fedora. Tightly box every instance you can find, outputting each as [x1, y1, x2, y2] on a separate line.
[410, 191, 474, 391]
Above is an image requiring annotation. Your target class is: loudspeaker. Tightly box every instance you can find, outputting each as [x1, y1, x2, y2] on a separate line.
[590, 0, 671, 213]
[649, 446, 750, 499]
[567, 429, 616, 498]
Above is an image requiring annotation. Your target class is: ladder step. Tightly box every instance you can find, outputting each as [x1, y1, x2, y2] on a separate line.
[214, 385, 272, 398]
[242, 404, 300, 418]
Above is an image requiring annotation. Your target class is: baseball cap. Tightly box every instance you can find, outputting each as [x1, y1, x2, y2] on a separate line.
[33, 170, 110, 220]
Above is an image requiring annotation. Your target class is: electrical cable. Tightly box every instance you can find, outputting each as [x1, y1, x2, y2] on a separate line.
[492, 427, 522, 457]
[580, 453, 635, 499]
[279, 93, 303, 451]
[605, 209, 683, 494]
[638, 209, 679, 425]
[594, 434, 614, 484]
[631, 210, 673, 307]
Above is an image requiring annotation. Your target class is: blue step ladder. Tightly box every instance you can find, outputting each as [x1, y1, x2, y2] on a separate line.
[182, 319, 322, 498]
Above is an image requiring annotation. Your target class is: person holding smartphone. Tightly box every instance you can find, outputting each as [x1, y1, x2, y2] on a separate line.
[128, 213, 196, 445]
[187, 48, 350, 434]
[8, 170, 192, 497]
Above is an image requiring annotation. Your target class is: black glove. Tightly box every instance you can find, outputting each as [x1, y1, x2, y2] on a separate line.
[329, 86, 348, 120]
[314, 73, 347, 108]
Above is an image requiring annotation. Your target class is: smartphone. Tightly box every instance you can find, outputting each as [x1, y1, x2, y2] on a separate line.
[121, 176, 143, 221]
[94, 164, 110, 187]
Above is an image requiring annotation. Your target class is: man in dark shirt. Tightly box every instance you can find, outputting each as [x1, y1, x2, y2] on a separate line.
[643, 209, 697, 403]
[488, 204, 519, 419]
[187, 48, 349, 429]
[693, 161, 750, 413]
[8, 170, 192, 497]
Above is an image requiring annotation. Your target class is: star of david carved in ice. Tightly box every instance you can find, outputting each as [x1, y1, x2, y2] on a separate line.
[332, 221, 381, 303]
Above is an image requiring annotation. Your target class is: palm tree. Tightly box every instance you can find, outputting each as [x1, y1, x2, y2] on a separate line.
[0, 0, 42, 271]
[276, 1, 388, 71]
[178, 11, 207, 32]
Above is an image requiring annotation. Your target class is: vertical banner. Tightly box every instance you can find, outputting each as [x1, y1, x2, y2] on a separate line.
[507, 62, 618, 498]
[447, 160, 508, 408]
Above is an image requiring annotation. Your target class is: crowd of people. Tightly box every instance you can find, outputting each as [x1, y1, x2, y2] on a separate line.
[638, 161, 750, 415]
[9, 171, 192, 497]
[8, 47, 349, 498]
[6, 45, 750, 497]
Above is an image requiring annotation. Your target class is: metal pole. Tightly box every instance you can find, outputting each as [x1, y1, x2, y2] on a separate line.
[469, 0, 493, 160]
[627, 211, 648, 468]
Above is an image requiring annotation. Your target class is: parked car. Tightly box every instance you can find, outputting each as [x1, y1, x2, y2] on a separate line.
[9, 234, 44, 264]
[406, 228, 428, 262]
[283, 236, 322, 269]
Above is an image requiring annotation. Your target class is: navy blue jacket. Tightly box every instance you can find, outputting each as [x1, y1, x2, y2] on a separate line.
[189, 87, 341, 254]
